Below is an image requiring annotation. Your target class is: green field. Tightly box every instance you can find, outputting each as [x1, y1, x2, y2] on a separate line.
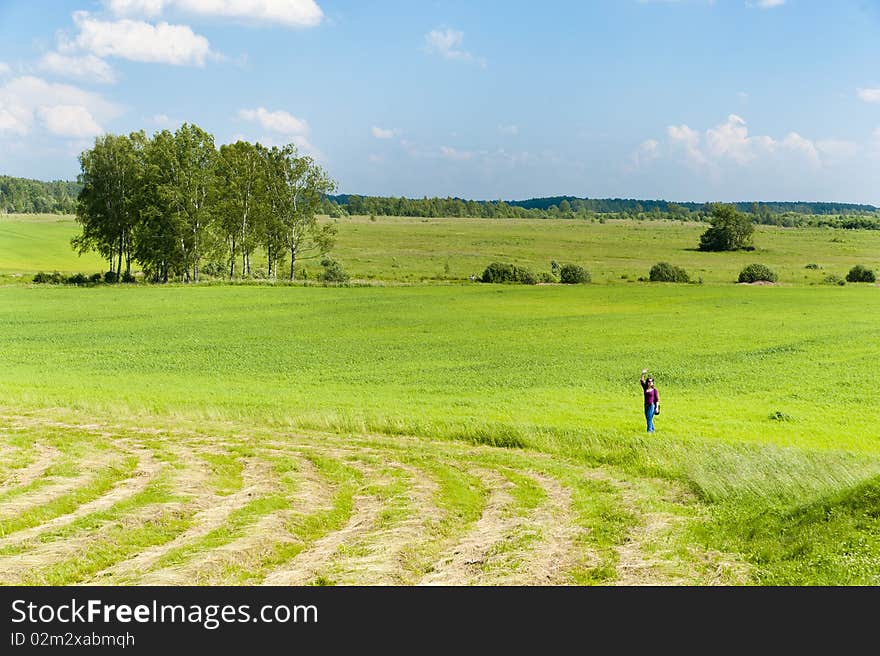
[1, 214, 879, 585]
[3, 213, 879, 285]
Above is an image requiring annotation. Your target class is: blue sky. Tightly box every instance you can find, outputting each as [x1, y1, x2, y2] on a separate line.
[0, 0, 879, 203]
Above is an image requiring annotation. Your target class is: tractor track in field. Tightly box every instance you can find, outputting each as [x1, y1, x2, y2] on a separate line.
[0, 414, 748, 586]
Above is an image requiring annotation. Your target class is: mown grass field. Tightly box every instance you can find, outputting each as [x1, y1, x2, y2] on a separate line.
[1, 214, 879, 585]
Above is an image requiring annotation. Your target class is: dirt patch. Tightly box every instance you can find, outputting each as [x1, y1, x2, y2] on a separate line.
[0, 444, 60, 492]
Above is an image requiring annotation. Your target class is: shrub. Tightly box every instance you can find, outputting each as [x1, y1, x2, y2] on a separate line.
[480, 262, 537, 285]
[200, 261, 227, 278]
[318, 258, 349, 283]
[804, 263, 820, 270]
[537, 271, 556, 283]
[121, 271, 137, 284]
[823, 274, 846, 286]
[558, 264, 591, 284]
[699, 203, 755, 252]
[104, 271, 119, 284]
[846, 265, 876, 283]
[89, 273, 103, 283]
[66, 273, 88, 285]
[649, 262, 690, 283]
[32, 271, 62, 284]
[738, 263, 778, 283]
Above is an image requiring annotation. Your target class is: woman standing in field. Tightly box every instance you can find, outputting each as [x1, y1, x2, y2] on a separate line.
[640, 369, 659, 433]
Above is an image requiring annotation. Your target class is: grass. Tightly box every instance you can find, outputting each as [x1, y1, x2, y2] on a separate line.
[3, 213, 879, 285]
[0, 283, 876, 459]
[1, 215, 879, 584]
[0, 213, 103, 275]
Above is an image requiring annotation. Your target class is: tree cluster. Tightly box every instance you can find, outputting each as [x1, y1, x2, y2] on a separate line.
[0, 176, 80, 214]
[699, 203, 755, 252]
[73, 124, 337, 283]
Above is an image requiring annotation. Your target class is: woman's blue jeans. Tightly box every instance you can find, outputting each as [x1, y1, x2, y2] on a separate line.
[645, 404, 655, 433]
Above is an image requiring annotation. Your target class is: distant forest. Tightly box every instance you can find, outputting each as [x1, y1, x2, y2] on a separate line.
[0, 175, 80, 214]
[323, 194, 880, 229]
[2, 174, 878, 230]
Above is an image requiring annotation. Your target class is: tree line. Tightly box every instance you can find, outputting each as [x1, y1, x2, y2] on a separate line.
[0, 176, 80, 214]
[323, 194, 880, 226]
[73, 124, 336, 283]
[5, 170, 878, 230]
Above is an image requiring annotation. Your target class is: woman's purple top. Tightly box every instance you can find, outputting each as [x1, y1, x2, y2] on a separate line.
[641, 380, 659, 407]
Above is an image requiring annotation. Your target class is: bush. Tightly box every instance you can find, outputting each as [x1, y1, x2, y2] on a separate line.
[738, 263, 778, 283]
[200, 261, 227, 278]
[649, 262, 690, 283]
[558, 264, 591, 284]
[32, 271, 62, 284]
[121, 271, 136, 284]
[846, 265, 876, 283]
[699, 203, 755, 252]
[823, 274, 846, 286]
[804, 263, 820, 270]
[104, 271, 119, 283]
[537, 271, 556, 283]
[66, 273, 88, 285]
[480, 262, 537, 285]
[89, 273, 103, 283]
[318, 258, 349, 283]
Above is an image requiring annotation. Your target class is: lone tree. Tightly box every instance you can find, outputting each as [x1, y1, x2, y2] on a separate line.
[698, 203, 755, 251]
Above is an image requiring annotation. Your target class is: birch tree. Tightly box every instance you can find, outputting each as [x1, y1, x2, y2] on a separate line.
[262, 144, 337, 281]
[216, 140, 263, 278]
[152, 123, 218, 282]
[73, 132, 146, 280]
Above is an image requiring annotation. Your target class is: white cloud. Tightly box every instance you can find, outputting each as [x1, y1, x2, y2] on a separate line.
[38, 105, 103, 138]
[0, 62, 10, 77]
[239, 107, 308, 135]
[651, 114, 859, 174]
[747, 0, 785, 7]
[0, 75, 121, 139]
[706, 113, 775, 164]
[71, 12, 215, 66]
[857, 88, 880, 103]
[105, 0, 324, 27]
[782, 132, 819, 166]
[106, 0, 167, 16]
[238, 107, 320, 157]
[39, 52, 117, 84]
[0, 107, 29, 136]
[425, 28, 486, 67]
[440, 145, 474, 161]
[289, 134, 319, 157]
[629, 138, 660, 170]
[368, 153, 384, 164]
[371, 126, 397, 139]
[667, 123, 706, 165]
[498, 124, 519, 135]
